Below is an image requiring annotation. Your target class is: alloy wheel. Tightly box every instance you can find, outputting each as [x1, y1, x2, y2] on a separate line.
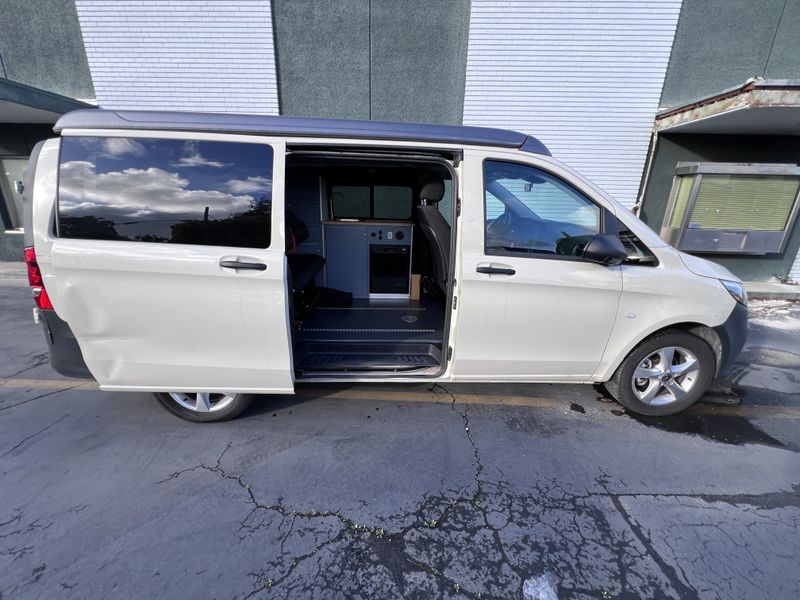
[167, 392, 238, 413]
[630, 346, 700, 406]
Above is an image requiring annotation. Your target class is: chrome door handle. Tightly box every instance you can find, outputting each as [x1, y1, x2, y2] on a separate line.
[476, 264, 515, 276]
[219, 260, 267, 271]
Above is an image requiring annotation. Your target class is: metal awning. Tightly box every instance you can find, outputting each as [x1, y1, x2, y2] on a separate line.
[0, 79, 93, 124]
[654, 79, 800, 135]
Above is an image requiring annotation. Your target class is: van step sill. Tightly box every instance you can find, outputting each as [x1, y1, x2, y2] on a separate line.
[296, 353, 439, 372]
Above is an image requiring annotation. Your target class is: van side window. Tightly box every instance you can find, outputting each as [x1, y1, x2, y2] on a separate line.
[374, 186, 412, 219]
[58, 137, 273, 248]
[330, 184, 413, 220]
[484, 160, 599, 257]
[331, 185, 370, 218]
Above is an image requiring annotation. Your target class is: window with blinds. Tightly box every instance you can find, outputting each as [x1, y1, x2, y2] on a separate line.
[666, 175, 695, 229]
[660, 163, 800, 255]
[691, 175, 799, 231]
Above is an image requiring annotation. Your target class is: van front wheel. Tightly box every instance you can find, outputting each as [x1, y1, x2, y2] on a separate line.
[603, 331, 715, 416]
[154, 392, 254, 422]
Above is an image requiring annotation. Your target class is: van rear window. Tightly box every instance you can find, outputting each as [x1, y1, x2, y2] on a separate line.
[57, 136, 273, 248]
[330, 184, 412, 220]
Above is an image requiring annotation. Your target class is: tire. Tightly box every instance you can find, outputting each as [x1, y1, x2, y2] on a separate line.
[602, 330, 715, 416]
[153, 392, 254, 422]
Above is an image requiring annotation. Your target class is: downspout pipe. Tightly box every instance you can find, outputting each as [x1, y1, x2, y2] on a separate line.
[632, 128, 658, 218]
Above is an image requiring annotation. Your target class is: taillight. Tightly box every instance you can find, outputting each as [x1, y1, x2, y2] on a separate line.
[23, 246, 53, 310]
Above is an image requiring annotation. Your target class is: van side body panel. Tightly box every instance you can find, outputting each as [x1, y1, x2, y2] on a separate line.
[35, 133, 295, 394]
[30, 118, 743, 389]
[592, 247, 737, 382]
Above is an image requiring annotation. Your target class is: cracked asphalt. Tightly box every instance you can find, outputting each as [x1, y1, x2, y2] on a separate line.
[1, 264, 799, 599]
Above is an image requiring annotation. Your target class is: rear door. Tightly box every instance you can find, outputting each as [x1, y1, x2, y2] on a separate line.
[33, 132, 293, 393]
[451, 148, 622, 381]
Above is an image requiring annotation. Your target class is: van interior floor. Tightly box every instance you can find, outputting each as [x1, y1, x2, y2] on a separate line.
[293, 298, 444, 374]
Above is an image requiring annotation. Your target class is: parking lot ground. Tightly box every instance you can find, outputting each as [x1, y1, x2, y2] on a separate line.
[1, 264, 799, 599]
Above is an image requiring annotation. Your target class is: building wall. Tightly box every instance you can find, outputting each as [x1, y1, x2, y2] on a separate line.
[0, 125, 54, 260]
[462, 0, 681, 208]
[660, 0, 800, 109]
[791, 240, 800, 283]
[639, 133, 800, 282]
[0, 0, 94, 260]
[0, 0, 94, 100]
[75, 0, 279, 114]
[272, 1, 369, 120]
[273, 0, 470, 123]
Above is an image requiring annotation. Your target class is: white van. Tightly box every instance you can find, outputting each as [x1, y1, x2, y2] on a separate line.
[22, 110, 747, 422]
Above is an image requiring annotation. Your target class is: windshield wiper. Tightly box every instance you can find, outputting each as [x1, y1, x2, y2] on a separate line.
[486, 245, 553, 255]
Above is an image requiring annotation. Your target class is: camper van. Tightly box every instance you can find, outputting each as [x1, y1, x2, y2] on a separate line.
[22, 110, 747, 422]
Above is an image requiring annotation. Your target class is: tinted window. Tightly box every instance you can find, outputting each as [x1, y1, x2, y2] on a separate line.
[331, 185, 413, 220]
[58, 136, 273, 248]
[374, 186, 412, 219]
[484, 160, 599, 257]
[331, 185, 370, 218]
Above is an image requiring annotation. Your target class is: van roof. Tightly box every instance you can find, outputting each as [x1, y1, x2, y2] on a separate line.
[53, 110, 551, 156]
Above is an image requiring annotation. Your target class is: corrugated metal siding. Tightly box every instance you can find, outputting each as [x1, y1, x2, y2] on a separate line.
[75, 0, 279, 114]
[463, 0, 682, 208]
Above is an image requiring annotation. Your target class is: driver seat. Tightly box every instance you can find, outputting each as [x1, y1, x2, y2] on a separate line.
[416, 175, 450, 295]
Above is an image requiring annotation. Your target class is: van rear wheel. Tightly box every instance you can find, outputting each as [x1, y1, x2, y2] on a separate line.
[154, 392, 253, 422]
[603, 330, 715, 416]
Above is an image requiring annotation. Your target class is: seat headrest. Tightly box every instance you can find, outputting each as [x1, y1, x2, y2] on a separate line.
[420, 175, 445, 203]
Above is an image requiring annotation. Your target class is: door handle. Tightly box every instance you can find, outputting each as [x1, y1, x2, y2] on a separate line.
[476, 264, 516, 276]
[219, 259, 267, 271]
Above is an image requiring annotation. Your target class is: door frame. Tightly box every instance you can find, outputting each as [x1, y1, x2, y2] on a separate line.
[283, 147, 464, 382]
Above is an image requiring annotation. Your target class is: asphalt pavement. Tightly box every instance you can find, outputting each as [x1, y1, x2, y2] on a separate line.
[1, 263, 798, 599]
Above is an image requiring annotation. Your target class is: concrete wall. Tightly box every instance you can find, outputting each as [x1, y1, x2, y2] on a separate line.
[660, 0, 800, 109]
[369, 0, 470, 123]
[76, 0, 279, 114]
[639, 133, 800, 282]
[0, 0, 94, 100]
[272, 0, 470, 124]
[272, 1, 369, 119]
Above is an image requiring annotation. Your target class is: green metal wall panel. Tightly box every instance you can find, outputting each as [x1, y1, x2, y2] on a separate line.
[0, 0, 94, 99]
[272, 0, 469, 124]
[369, 0, 470, 124]
[660, 0, 800, 109]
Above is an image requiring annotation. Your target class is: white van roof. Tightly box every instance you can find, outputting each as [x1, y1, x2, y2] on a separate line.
[54, 109, 551, 156]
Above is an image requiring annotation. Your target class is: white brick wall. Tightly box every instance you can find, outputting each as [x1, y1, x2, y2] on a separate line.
[463, 0, 682, 208]
[75, 0, 279, 114]
[790, 249, 800, 283]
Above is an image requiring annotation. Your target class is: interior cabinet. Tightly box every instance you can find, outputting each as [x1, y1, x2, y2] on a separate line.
[323, 221, 413, 298]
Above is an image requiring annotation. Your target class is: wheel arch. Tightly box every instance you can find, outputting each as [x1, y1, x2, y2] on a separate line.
[596, 321, 722, 383]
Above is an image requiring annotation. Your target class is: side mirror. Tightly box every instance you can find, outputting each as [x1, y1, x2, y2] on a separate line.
[583, 234, 629, 266]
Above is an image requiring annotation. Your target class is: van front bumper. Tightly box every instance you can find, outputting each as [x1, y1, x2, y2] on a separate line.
[713, 301, 748, 378]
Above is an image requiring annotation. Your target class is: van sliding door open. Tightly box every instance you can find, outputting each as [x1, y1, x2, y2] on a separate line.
[33, 134, 294, 393]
